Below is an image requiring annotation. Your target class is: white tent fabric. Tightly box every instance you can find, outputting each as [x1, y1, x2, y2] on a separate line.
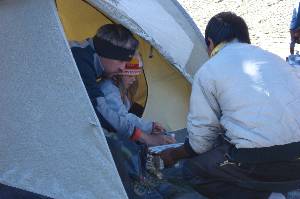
[0, 0, 127, 198]
[88, 0, 209, 82]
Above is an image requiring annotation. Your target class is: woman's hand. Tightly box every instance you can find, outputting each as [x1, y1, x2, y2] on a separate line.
[152, 122, 166, 134]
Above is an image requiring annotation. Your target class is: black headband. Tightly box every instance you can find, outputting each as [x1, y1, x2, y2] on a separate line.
[93, 37, 135, 61]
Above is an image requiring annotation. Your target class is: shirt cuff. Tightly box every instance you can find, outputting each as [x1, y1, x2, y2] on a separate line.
[184, 138, 198, 157]
[130, 128, 142, 141]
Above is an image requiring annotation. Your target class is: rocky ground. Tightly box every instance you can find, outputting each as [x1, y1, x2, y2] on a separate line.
[178, 0, 297, 59]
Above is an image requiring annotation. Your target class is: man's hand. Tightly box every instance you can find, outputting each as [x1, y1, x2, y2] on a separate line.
[160, 148, 178, 168]
[160, 145, 196, 168]
[138, 133, 176, 146]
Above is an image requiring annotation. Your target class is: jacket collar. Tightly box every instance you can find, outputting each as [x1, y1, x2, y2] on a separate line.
[88, 38, 104, 77]
[210, 39, 239, 57]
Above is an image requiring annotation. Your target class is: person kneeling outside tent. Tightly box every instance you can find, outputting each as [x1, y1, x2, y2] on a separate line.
[160, 12, 300, 199]
[70, 24, 174, 146]
[98, 53, 168, 139]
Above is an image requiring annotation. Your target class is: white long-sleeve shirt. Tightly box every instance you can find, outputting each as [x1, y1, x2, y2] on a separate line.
[188, 41, 300, 154]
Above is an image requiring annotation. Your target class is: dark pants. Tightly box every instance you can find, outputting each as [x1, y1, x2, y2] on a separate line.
[182, 141, 270, 199]
[165, 139, 300, 199]
[105, 134, 165, 199]
[106, 134, 143, 199]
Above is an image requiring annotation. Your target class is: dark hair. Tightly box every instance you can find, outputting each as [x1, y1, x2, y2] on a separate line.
[95, 24, 138, 51]
[205, 12, 250, 47]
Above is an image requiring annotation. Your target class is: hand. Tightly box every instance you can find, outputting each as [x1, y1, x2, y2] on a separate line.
[160, 148, 178, 168]
[152, 122, 166, 134]
[161, 145, 194, 168]
[139, 133, 176, 146]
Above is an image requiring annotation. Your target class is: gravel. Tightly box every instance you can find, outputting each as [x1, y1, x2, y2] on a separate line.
[178, 0, 297, 58]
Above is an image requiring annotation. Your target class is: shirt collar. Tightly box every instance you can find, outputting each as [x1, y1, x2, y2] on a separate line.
[210, 39, 239, 57]
[88, 38, 104, 76]
[210, 42, 227, 57]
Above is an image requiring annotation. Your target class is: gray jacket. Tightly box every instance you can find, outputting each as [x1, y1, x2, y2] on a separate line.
[99, 79, 153, 134]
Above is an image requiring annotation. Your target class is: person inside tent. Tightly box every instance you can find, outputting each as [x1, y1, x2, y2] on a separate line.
[98, 53, 166, 136]
[98, 53, 173, 197]
[160, 12, 300, 199]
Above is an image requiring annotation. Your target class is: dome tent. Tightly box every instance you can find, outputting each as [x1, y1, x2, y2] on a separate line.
[0, 0, 208, 198]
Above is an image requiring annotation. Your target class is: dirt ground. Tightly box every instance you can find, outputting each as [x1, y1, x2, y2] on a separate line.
[178, 0, 297, 59]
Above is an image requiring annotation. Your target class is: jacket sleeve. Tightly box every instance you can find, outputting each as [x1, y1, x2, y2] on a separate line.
[101, 81, 152, 133]
[126, 113, 153, 133]
[187, 68, 223, 154]
[94, 94, 136, 138]
[71, 47, 101, 99]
